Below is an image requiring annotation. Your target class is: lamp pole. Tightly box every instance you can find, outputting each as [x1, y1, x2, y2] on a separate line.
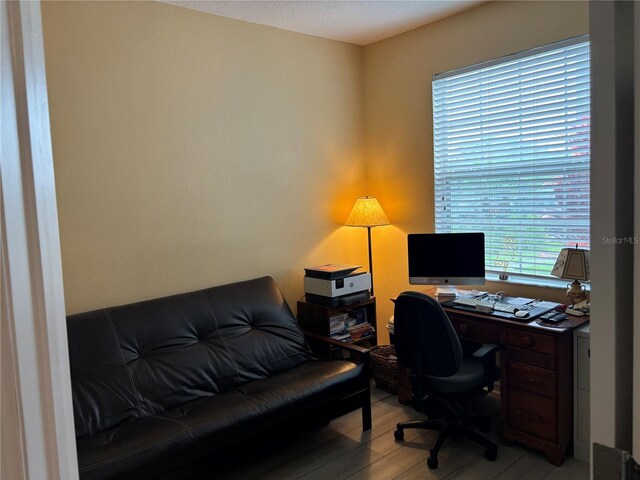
[367, 226, 375, 297]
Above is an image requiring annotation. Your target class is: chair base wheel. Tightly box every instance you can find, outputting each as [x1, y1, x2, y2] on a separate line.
[427, 456, 438, 469]
[394, 429, 404, 441]
[485, 447, 498, 461]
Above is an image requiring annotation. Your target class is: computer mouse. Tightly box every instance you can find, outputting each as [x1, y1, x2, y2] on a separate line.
[514, 310, 530, 318]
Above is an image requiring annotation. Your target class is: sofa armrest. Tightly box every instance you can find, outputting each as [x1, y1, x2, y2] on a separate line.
[303, 330, 370, 368]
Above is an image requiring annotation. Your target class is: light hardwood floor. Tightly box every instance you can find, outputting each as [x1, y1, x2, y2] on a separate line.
[217, 384, 589, 480]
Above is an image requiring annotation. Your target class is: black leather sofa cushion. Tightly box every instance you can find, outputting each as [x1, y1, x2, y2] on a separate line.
[77, 360, 364, 480]
[68, 277, 311, 438]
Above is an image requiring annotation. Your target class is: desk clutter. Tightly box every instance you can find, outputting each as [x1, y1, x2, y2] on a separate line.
[444, 291, 561, 322]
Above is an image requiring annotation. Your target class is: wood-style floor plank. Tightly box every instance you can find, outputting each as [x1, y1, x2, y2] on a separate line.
[542, 457, 589, 480]
[299, 445, 383, 480]
[214, 383, 589, 480]
[491, 449, 556, 480]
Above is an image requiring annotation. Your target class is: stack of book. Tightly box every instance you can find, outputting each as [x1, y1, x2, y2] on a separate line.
[329, 313, 351, 341]
[328, 309, 375, 342]
[348, 322, 376, 341]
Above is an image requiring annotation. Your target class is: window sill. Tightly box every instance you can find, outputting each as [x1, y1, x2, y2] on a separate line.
[485, 273, 574, 291]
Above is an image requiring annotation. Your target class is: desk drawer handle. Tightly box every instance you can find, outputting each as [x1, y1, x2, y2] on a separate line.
[459, 324, 469, 334]
[513, 409, 542, 422]
[515, 374, 543, 385]
[520, 336, 533, 347]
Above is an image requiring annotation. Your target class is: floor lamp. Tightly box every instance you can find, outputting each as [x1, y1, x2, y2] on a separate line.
[345, 196, 390, 297]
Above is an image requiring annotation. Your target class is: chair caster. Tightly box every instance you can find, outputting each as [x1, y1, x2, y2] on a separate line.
[427, 456, 438, 469]
[485, 447, 498, 461]
[393, 428, 404, 441]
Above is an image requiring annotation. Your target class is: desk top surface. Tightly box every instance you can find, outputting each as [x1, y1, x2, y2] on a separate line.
[400, 287, 590, 334]
[442, 303, 589, 334]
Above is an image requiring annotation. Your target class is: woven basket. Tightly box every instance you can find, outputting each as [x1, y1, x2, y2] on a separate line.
[370, 345, 398, 394]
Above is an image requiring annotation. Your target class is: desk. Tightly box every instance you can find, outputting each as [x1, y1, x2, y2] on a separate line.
[396, 295, 589, 466]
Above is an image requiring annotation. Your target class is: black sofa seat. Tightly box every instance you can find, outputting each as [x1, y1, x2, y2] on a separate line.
[78, 360, 364, 479]
[68, 276, 371, 479]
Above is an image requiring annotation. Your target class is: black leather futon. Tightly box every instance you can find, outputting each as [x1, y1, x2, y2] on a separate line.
[67, 276, 371, 479]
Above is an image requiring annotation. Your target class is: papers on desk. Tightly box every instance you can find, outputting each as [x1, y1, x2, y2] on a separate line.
[469, 290, 488, 297]
[531, 300, 561, 310]
[504, 297, 534, 306]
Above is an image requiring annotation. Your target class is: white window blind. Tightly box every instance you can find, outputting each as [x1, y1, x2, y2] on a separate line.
[433, 36, 590, 281]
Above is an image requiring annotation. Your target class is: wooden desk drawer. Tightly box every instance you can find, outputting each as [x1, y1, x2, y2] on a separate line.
[449, 317, 500, 344]
[507, 360, 556, 399]
[508, 389, 557, 441]
[506, 329, 556, 356]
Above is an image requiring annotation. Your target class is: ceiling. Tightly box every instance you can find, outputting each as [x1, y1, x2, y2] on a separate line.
[162, 1, 485, 46]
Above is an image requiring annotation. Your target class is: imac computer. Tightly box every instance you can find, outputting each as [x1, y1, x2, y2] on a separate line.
[407, 232, 486, 286]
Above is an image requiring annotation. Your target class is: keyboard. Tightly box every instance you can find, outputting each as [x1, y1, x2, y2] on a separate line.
[452, 297, 520, 314]
[447, 296, 558, 321]
[453, 296, 488, 308]
[493, 302, 519, 314]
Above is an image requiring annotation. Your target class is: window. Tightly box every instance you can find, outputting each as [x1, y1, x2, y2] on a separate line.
[433, 36, 590, 283]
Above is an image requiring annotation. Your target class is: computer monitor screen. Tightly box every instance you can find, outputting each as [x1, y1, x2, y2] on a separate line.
[408, 233, 486, 285]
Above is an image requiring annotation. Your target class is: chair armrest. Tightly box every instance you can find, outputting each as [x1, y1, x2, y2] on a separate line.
[303, 330, 370, 367]
[472, 343, 502, 359]
[472, 343, 502, 391]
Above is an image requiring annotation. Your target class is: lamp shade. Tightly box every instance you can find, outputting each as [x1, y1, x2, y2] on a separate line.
[345, 197, 390, 228]
[551, 247, 590, 281]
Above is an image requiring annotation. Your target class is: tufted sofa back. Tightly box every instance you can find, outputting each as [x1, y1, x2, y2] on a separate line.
[67, 276, 311, 439]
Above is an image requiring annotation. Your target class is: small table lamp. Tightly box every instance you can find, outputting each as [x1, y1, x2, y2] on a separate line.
[345, 196, 390, 296]
[551, 245, 590, 307]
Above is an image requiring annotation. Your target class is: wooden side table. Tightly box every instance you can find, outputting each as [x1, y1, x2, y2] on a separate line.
[296, 297, 377, 358]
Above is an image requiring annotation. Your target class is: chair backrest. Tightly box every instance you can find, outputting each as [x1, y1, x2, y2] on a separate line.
[394, 291, 463, 378]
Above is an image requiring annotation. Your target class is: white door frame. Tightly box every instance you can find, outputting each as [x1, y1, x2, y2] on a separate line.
[590, 0, 637, 470]
[1, 1, 78, 478]
[634, 2, 640, 464]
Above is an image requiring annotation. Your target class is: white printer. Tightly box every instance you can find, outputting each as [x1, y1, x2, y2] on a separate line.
[303, 264, 372, 307]
[304, 272, 372, 298]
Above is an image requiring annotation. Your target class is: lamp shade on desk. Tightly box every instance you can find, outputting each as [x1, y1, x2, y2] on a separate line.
[551, 246, 590, 306]
[551, 247, 590, 281]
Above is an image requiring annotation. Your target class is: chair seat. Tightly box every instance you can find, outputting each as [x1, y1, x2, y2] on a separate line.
[425, 357, 488, 394]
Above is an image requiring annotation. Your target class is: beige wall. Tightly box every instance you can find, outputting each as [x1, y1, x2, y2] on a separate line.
[42, 1, 589, 338]
[42, 1, 367, 314]
[363, 1, 589, 339]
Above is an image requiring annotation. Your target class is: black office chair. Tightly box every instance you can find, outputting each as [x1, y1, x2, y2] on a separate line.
[393, 291, 500, 469]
